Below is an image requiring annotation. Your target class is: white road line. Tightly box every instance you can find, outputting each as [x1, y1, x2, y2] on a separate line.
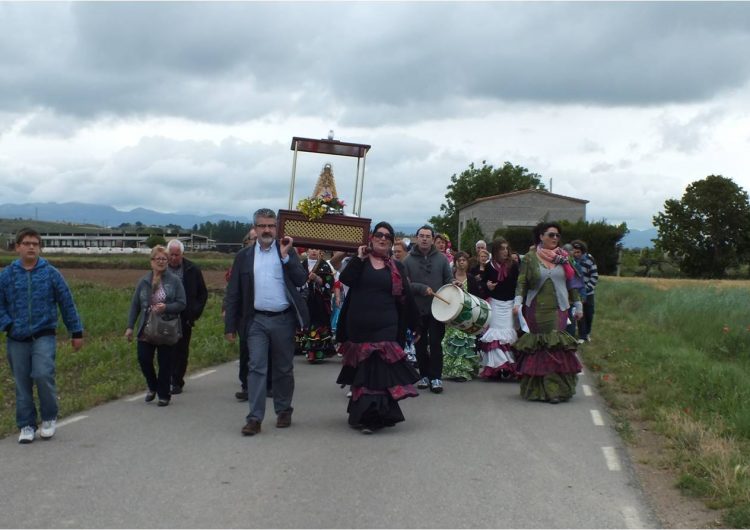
[621, 506, 645, 529]
[57, 415, 88, 428]
[189, 369, 217, 380]
[126, 394, 146, 402]
[602, 446, 622, 471]
[582, 384, 593, 396]
[590, 409, 605, 426]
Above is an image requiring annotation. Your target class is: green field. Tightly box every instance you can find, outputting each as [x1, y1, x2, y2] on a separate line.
[580, 277, 750, 527]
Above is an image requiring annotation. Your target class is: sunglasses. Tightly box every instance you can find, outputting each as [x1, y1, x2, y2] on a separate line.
[543, 232, 561, 239]
[372, 232, 393, 241]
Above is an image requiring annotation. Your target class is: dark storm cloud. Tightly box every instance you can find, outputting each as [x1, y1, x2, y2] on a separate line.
[1, 2, 749, 127]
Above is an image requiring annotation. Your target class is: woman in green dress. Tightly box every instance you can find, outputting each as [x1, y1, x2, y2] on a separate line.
[513, 222, 583, 403]
[441, 252, 482, 381]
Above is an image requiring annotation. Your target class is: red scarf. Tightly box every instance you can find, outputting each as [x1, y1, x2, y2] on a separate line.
[491, 259, 509, 282]
[536, 244, 575, 281]
[370, 248, 404, 298]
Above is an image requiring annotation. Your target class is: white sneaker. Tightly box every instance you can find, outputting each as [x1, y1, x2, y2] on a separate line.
[18, 426, 35, 444]
[40, 419, 56, 439]
[577, 339, 585, 344]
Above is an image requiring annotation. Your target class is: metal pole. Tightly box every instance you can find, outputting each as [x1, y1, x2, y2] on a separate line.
[352, 156, 361, 216]
[356, 153, 367, 217]
[289, 142, 299, 210]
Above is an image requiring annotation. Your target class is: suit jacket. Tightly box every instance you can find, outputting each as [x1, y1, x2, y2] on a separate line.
[223, 243, 310, 337]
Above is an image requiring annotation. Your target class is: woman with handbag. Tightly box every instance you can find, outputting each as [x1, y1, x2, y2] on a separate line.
[125, 246, 186, 406]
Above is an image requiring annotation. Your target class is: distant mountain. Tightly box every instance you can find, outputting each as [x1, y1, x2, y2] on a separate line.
[0, 202, 250, 229]
[621, 228, 657, 249]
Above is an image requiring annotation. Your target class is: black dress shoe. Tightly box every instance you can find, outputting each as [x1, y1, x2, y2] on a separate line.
[276, 410, 292, 428]
[157, 398, 170, 407]
[235, 390, 248, 401]
[144, 391, 156, 403]
[171, 385, 183, 395]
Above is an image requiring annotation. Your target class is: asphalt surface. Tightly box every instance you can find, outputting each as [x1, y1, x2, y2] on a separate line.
[0, 356, 660, 528]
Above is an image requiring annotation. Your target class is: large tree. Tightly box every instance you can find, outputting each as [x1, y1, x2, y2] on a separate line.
[429, 161, 545, 244]
[653, 175, 750, 278]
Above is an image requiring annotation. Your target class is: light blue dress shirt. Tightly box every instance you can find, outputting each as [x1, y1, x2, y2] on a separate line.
[253, 241, 290, 312]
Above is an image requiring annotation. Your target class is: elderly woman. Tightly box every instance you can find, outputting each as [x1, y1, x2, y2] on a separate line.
[126, 246, 186, 406]
[478, 238, 520, 379]
[336, 222, 421, 434]
[513, 222, 582, 403]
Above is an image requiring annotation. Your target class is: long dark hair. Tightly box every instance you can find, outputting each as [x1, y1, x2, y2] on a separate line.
[534, 221, 562, 245]
[490, 238, 513, 264]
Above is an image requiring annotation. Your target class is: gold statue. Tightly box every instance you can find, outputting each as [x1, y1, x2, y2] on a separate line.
[312, 163, 338, 200]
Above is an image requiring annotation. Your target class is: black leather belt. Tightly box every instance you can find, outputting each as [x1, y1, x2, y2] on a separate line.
[254, 307, 292, 317]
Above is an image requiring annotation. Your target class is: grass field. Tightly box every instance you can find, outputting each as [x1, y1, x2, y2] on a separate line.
[580, 276, 750, 527]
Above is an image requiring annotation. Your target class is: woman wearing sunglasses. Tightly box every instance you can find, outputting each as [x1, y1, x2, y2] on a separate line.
[512, 222, 582, 404]
[335, 222, 421, 434]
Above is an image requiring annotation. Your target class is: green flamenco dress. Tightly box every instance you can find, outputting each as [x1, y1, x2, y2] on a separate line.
[441, 279, 480, 381]
[515, 280, 581, 402]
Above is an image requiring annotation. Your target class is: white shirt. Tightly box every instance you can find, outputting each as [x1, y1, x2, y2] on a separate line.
[253, 241, 290, 312]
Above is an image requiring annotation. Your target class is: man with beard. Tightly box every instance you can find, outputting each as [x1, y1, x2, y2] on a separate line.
[224, 208, 309, 436]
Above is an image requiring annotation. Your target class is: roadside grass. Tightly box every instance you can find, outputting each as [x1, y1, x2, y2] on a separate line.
[579, 277, 750, 527]
[0, 252, 233, 271]
[0, 281, 236, 438]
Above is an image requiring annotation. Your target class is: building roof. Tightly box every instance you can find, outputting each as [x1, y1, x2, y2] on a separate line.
[459, 188, 588, 211]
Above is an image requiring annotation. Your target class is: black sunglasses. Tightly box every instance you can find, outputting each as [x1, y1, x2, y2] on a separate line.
[372, 232, 394, 241]
[543, 232, 561, 239]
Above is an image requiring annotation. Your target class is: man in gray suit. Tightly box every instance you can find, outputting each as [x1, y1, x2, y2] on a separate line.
[224, 208, 309, 436]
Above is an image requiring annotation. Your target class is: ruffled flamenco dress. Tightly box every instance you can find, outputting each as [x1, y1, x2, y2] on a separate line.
[515, 280, 582, 402]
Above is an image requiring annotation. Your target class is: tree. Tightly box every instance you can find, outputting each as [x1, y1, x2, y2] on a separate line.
[144, 234, 167, 248]
[653, 175, 750, 278]
[429, 161, 546, 244]
[459, 220, 485, 254]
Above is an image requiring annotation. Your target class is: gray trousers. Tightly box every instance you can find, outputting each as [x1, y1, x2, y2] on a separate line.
[245, 312, 296, 423]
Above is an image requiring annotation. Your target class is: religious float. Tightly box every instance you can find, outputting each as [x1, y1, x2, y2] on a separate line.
[278, 136, 372, 252]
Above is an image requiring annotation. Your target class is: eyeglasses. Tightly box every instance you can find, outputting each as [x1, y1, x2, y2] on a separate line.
[19, 241, 40, 247]
[372, 232, 393, 241]
[417, 234, 433, 239]
[543, 232, 561, 239]
[152, 257, 168, 262]
[256, 223, 276, 229]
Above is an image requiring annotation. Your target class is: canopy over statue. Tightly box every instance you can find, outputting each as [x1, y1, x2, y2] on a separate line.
[278, 135, 372, 252]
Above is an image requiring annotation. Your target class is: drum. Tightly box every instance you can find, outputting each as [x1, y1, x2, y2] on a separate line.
[430, 284, 491, 336]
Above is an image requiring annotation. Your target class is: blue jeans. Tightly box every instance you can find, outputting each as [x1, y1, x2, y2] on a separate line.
[6, 336, 58, 429]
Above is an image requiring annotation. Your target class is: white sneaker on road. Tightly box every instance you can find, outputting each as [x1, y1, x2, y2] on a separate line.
[18, 426, 35, 444]
[40, 420, 56, 439]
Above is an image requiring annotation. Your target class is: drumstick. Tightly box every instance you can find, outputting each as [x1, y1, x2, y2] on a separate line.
[431, 292, 450, 304]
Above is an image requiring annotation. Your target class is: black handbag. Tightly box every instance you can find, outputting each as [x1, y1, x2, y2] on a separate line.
[142, 310, 182, 346]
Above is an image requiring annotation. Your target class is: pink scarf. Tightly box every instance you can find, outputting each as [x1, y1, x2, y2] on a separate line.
[536, 244, 575, 281]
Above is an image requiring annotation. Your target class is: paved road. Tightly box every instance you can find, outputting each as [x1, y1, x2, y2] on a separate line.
[0, 357, 659, 528]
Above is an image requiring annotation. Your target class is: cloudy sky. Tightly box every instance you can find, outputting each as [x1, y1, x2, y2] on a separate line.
[2, 2, 750, 231]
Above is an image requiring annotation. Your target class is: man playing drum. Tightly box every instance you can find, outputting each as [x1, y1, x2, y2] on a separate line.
[402, 225, 453, 394]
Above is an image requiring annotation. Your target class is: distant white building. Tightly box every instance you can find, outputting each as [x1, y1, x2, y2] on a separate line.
[6, 231, 215, 253]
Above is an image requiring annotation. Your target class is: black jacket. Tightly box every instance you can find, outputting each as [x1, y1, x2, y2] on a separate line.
[176, 258, 208, 325]
[335, 257, 420, 348]
[223, 244, 310, 337]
